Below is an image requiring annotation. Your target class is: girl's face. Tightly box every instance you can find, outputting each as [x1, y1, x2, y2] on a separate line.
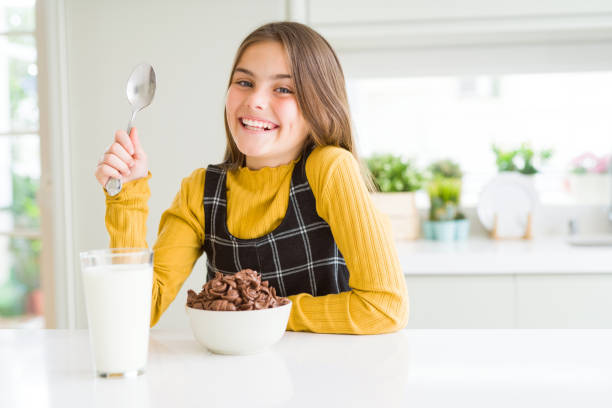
[226, 41, 309, 170]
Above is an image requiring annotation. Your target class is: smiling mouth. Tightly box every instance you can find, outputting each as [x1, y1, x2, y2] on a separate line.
[239, 117, 279, 132]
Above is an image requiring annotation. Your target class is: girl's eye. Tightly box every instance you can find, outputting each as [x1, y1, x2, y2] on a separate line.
[276, 87, 293, 94]
[234, 80, 292, 94]
[236, 80, 252, 87]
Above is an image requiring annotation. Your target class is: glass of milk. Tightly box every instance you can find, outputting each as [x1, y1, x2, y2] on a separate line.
[80, 248, 153, 378]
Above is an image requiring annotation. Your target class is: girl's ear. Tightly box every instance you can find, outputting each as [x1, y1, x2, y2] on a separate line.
[303, 121, 313, 137]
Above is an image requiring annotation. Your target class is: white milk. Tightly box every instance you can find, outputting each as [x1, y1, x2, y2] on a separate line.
[82, 263, 153, 374]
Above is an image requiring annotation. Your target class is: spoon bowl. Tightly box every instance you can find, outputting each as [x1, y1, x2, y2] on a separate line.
[126, 63, 156, 116]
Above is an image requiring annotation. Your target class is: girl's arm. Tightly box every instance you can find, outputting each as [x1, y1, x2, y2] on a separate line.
[287, 147, 409, 334]
[104, 169, 206, 327]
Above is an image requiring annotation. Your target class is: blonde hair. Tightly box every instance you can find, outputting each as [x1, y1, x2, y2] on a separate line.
[222, 21, 375, 191]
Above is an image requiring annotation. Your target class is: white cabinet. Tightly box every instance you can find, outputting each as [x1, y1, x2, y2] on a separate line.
[308, 0, 612, 25]
[300, 0, 612, 59]
[404, 274, 612, 329]
[405, 275, 515, 329]
[516, 274, 612, 328]
[398, 238, 612, 329]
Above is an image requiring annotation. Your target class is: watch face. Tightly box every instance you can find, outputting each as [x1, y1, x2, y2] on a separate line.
[105, 178, 122, 196]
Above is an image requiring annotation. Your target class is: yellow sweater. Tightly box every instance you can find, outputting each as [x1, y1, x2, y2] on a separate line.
[105, 145, 409, 334]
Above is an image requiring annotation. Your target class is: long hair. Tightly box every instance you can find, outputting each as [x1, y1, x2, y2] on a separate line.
[222, 21, 375, 191]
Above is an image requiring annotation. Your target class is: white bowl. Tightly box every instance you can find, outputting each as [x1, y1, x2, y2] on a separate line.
[185, 301, 292, 355]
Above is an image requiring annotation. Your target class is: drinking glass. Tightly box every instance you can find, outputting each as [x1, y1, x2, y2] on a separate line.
[80, 248, 153, 378]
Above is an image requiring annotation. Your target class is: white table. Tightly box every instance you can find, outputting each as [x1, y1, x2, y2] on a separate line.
[2, 329, 612, 407]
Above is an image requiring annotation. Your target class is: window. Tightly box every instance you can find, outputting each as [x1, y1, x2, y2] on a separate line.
[0, 0, 42, 328]
[347, 71, 612, 207]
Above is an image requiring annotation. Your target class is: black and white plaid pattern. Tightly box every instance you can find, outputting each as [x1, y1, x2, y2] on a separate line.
[202, 145, 350, 297]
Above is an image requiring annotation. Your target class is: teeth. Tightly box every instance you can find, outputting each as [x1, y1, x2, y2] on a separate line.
[241, 118, 275, 130]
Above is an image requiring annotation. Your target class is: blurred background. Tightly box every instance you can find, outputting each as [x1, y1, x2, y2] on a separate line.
[1, 0, 611, 330]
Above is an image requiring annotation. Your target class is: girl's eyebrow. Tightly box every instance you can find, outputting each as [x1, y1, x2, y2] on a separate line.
[234, 67, 291, 80]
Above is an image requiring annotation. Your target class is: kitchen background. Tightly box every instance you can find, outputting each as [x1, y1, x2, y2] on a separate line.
[1, 0, 611, 330]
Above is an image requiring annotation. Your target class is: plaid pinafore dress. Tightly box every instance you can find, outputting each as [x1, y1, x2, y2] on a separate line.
[202, 145, 350, 297]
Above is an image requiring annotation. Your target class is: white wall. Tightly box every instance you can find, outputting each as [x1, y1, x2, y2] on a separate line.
[46, 0, 612, 330]
[61, 0, 287, 328]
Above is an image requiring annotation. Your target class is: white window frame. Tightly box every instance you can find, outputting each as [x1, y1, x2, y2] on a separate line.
[37, 0, 75, 329]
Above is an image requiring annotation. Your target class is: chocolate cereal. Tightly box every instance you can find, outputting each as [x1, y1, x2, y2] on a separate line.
[187, 269, 290, 311]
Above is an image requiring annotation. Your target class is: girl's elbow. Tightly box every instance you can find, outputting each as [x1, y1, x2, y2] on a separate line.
[392, 297, 410, 331]
[380, 297, 409, 333]
[358, 292, 410, 334]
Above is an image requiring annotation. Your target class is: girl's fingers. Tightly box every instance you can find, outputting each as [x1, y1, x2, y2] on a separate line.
[102, 153, 131, 177]
[130, 127, 145, 157]
[114, 129, 135, 156]
[95, 164, 121, 187]
[108, 142, 135, 167]
[94, 129, 146, 188]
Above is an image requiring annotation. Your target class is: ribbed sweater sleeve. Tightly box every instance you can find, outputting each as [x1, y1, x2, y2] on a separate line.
[286, 147, 409, 334]
[104, 169, 205, 327]
[104, 171, 152, 249]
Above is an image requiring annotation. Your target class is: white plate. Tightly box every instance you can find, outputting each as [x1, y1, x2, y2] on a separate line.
[477, 173, 538, 238]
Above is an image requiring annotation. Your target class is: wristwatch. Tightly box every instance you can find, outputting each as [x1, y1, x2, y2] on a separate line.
[105, 177, 122, 196]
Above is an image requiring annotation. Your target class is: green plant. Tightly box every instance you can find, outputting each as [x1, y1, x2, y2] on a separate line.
[366, 154, 424, 192]
[492, 143, 553, 175]
[9, 173, 40, 229]
[11, 174, 41, 292]
[425, 159, 465, 221]
[0, 173, 41, 313]
[427, 159, 463, 179]
[426, 177, 462, 221]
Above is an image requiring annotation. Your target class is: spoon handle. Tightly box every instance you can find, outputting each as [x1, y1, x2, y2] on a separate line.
[104, 112, 137, 196]
[126, 110, 136, 134]
[105, 175, 122, 196]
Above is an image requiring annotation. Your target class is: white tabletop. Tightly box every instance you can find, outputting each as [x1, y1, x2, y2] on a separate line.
[2, 329, 612, 407]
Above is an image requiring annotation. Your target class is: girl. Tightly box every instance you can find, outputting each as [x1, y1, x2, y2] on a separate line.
[94, 22, 408, 334]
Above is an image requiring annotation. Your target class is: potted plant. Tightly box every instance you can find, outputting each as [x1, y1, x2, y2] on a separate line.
[483, 143, 552, 239]
[565, 152, 611, 204]
[366, 154, 424, 240]
[492, 143, 553, 175]
[427, 159, 463, 179]
[424, 177, 469, 242]
[423, 171, 469, 242]
[454, 211, 470, 241]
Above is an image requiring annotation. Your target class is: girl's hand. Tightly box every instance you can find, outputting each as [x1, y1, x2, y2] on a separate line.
[95, 128, 148, 188]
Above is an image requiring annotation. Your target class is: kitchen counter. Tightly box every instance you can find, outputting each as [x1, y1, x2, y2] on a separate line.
[2, 329, 612, 407]
[396, 237, 612, 275]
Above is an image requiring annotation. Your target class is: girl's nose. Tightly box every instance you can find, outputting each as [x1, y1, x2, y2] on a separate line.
[246, 88, 268, 111]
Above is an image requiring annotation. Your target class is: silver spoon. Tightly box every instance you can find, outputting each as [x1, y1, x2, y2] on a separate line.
[105, 63, 157, 196]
